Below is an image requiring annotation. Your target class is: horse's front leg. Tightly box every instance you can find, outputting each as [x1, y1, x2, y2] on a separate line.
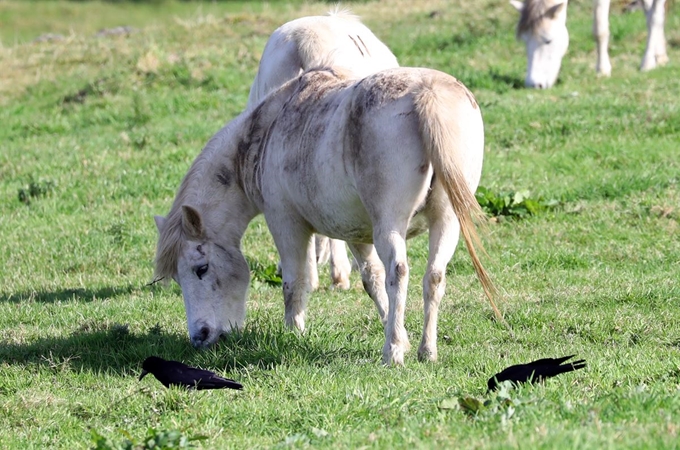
[640, 0, 668, 71]
[593, 0, 612, 76]
[418, 206, 460, 362]
[268, 218, 315, 331]
[373, 229, 411, 366]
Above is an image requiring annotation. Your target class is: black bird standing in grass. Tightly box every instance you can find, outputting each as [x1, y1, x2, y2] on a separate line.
[487, 355, 586, 391]
[139, 356, 243, 390]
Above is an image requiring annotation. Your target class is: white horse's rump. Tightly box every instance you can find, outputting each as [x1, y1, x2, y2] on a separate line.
[510, 0, 668, 88]
[246, 12, 400, 290]
[247, 11, 399, 107]
[154, 67, 498, 365]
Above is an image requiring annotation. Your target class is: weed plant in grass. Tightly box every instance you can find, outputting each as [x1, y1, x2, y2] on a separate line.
[0, 0, 679, 448]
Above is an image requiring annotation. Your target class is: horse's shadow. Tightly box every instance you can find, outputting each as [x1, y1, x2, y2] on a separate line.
[0, 284, 143, 304]
[0, 292, 379, 377]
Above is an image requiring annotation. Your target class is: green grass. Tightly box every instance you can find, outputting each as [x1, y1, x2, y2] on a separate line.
[1, 0, 679, 448]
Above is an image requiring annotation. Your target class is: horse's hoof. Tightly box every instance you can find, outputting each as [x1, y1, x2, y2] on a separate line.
[417, 346, 438, 362]
[382, 344, 405, 366]
[331, 276, 351, 290]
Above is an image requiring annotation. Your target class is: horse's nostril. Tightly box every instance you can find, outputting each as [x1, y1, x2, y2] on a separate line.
[190, 326, 212, 348]
[199, 326, 210, 341]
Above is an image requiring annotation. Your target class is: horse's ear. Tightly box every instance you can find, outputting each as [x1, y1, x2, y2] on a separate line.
[509, 0, 524, 13]
[181, 205, 205, 240]
[154, 215, 166, 232]
[546, 1, 567, 20]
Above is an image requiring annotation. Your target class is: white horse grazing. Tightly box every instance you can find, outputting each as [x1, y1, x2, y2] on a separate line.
[154, 66, 499, 365]
[246, 12, 400, 290]
[510, 0, 669, 88]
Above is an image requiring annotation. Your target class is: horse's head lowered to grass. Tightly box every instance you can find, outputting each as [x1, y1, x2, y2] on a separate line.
[154, 209, 250, 347]
[510, 0, 569, 89]
[153, 131, 259, 346]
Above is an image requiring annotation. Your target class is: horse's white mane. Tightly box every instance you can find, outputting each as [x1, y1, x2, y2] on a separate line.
[154, 159, 208, 281]
[517, 0, 552, 37]
[154, 123, 240, 281]
[326, 5, 360, 21]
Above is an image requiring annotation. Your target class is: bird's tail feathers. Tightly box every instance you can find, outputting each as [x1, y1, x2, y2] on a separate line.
[567, 359, 586, 371]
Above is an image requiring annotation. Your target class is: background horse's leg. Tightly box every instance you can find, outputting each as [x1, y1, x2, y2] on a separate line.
[347, 242, 388, 325]
[593, 0, 612, 76]
[418, 204, 460, 362]
[373, 228, 411, 366]
[315, 235, 331, 265]
[267, 216, 315, 331]
[308, 243, 320, 291]
[329, 239, 352, 290]
[640, 0, 668, 71]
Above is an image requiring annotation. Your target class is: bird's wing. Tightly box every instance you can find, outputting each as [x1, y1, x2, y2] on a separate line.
[199, 374, 244, 390]
[187, 368, 243, 390]
[534, 359, 586, 380]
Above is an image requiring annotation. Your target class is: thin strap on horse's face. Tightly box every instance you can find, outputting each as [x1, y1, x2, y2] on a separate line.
[146, 276, 165, 286]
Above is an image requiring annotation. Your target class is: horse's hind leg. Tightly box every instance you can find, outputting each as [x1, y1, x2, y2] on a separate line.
[347, 242, 388, 325]
[373, 228, 411, 366]
[315, 235, 331, 265]
[329, 239, 352, 290]
[418, 204, 460, 362]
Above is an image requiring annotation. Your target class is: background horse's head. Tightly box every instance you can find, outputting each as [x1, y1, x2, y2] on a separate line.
[511, 0, 569, 88]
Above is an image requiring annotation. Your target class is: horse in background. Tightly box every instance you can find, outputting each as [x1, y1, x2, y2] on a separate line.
[243, 11, 400, 290]
[153, 66, 497, 365]
[510, 0, 668, 88]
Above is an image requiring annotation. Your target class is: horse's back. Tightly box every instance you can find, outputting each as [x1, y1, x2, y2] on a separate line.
[256, 67, 483, 242]
[348, 68, 484, 183]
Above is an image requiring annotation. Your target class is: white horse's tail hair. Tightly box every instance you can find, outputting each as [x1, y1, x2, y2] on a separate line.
[413, 75, 503, 323]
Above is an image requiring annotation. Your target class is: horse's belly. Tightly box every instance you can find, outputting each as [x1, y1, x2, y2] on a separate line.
[301, 187, 430, 244]
[300, 188, 376, 243]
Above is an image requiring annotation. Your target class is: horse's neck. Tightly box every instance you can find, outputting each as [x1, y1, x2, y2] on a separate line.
[182, 116, 261, 247]
[235, 80, 301, 206]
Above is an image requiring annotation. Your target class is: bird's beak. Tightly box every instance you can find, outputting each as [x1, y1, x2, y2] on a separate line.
[139, 369, 149, 381]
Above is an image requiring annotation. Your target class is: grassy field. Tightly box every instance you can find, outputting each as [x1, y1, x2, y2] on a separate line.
[1, 0, 679, 448]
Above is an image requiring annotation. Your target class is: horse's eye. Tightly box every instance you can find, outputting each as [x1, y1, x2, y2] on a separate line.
[195, 264, 209, 280]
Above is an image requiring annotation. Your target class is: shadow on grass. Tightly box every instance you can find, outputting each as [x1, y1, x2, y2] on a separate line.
[0, 317, 379, 377]
[214, 319, 381, 371]
[0, 323, 189, 377]
[0, 283, 151, 303]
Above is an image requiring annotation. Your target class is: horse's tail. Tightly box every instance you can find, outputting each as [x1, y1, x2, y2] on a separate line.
[413, 73, 503, 322]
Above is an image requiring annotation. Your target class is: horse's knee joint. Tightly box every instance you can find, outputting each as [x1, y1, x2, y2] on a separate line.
[395, 262, 407, 278]
[429, 270, 443, 286]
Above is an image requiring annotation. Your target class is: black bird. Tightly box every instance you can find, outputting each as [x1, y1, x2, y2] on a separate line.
[139, 356, 243, 390]
[487, 355, 586, 391]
